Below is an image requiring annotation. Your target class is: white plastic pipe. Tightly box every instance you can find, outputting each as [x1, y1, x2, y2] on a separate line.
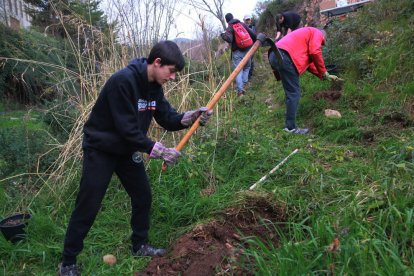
[249, 148, 299, 190]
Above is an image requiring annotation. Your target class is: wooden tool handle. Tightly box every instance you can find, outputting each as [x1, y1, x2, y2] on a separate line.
[162, 40, 263, 171]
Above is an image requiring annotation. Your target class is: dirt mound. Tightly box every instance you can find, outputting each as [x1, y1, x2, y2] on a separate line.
[135, 194, 286, 276]
[313, 90, 342, 102]
[382, 111, 412, 127]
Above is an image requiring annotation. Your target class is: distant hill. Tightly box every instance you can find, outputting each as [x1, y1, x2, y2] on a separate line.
[172, 38, 205, 61]
[172, 37, 193, 44]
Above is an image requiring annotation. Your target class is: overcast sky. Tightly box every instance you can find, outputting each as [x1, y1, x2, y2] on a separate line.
[100, 0, 259, 41]
[170, 0, 258, 39]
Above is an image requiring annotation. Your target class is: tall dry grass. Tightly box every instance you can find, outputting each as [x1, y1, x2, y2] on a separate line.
[21, 1, 234, 212]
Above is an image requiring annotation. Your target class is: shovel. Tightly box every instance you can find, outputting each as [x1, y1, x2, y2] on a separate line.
[162, 34, 280, 171]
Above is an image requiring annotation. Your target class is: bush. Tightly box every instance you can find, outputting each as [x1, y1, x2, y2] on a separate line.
[42, 100, 80, 141]
[325, 0, 414, 89]
[0, 24, 78, 104]
[0, 125, 57, 178]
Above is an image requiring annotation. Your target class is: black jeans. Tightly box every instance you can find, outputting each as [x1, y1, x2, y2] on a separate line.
[62, 148, 151, 265]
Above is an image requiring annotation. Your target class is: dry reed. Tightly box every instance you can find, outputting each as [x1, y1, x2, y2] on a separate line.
[3, 2, 235, 212]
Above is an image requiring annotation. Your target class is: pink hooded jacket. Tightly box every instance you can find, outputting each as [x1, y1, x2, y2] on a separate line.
[276, 27, 327, 80]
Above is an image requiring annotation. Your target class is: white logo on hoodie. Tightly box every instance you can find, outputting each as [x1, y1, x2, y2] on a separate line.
[137, 99, 156, 111]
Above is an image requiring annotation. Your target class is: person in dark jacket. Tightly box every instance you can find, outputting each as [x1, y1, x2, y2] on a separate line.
[220, 13, 257, 96]
[58, 40, 213, 276]
[275, 11, 302, 41]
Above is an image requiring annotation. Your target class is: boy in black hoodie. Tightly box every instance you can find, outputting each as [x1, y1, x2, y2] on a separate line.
[58, 41, 212, 276]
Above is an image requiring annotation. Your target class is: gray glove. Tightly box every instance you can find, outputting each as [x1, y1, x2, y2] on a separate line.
[181, 107, 213, 127]
[149, 142, 181, 165]
[324, 72, 343, 82]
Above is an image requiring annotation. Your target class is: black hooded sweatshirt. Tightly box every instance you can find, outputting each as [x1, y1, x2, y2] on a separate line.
[83, 58, 185, 155]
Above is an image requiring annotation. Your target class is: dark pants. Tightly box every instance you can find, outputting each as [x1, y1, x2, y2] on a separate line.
[248, 57, 254, 81]
[62, 148, 152, 265]
[269, 49, 300, 130]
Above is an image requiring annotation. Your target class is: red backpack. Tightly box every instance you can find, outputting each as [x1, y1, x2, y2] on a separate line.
[232, 22, 253, 49]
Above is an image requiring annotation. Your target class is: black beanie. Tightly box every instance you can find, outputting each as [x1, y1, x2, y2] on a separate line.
[225, 13, 233, 23]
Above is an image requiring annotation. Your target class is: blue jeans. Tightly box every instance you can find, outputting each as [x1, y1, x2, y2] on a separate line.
[269, 50, 300, 130]
[232, 50, 251, 94]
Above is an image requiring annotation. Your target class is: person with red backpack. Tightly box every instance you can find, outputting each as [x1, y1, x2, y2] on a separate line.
[221, 13, 256, 97]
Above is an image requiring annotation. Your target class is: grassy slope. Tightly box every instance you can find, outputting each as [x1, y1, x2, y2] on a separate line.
[1, 65, 412, 275]
[236, 74, 414, 274]
[1, 1, 414, 275]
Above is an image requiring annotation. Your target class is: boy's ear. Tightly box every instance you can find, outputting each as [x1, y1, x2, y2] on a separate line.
[154, 58, 162, 66]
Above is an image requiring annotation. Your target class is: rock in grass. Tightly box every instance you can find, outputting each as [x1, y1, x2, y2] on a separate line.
[103, 254, 117, 266]
[325, 109, 342, 118]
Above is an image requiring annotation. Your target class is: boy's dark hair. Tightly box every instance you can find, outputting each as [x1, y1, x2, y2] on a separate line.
[275, 13, 283, 31]
[275, 13, 287, 35]
[148, 40, 185, 71]
[275, 13, 283, 21]
[225, 13, 233, 23]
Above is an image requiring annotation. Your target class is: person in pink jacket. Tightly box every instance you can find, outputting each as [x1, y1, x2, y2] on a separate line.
[268, 27, 340, 134]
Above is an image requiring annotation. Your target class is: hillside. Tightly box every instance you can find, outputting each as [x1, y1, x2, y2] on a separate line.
[1, 0, 413, 274]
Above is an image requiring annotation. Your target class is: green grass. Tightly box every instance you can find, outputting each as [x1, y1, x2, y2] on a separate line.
[236, 72, 414, 274]
[0, 110, 44, 129]
[1, 75, 413, 275]
[0, 109, 56, 179]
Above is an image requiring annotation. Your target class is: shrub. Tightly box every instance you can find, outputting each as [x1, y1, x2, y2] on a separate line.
[325, 0, 414, 89]
[42, 100, 80, 141]
[0, 24, 78, 104]
[0, 125, 57, 178]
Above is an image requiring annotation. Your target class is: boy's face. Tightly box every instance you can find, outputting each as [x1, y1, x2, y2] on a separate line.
[153, 58, 177, 85]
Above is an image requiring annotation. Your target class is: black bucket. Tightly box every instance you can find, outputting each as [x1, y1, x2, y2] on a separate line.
[0, 213, 32, 243]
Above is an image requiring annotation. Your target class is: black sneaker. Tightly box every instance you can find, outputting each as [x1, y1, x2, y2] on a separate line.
[58, 263, 81, 276]
[132, 244, 166, 257]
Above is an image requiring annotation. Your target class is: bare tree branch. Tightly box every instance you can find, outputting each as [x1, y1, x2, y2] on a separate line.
[186, 0, 226, 30]
[107, 0, 179, 56]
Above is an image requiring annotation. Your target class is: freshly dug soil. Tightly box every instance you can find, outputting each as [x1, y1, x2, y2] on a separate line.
[135, 193, 286, 276]
[313, 90, 342, 102]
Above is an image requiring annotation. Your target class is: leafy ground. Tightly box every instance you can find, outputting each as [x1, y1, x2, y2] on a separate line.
[1, 0, 414, 274]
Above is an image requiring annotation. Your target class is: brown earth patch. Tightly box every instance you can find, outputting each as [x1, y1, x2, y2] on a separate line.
[135, 193, 286, 276]
[378, 109, 413, 128]
[382, 112, 409, 127]
[313, 90, 342, 102]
